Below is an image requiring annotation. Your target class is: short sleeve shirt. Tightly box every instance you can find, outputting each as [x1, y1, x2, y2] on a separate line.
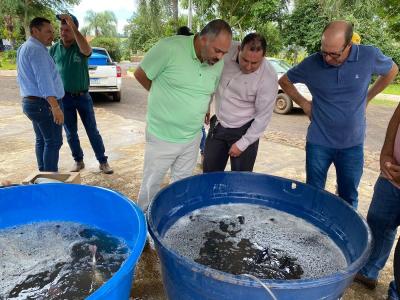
[287, 45, 393, 149]
[140, 35, 224, 143]
[49, 41, 90, 93]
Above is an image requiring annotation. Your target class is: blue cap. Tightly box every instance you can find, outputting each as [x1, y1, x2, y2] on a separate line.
[56, 13, 79, 28]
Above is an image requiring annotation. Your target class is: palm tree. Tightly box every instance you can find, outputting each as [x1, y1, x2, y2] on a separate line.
[83, 10, 118, 37]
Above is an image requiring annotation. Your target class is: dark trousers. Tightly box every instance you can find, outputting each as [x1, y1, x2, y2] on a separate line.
[62, 92, 107, 164]
[203, 115, 259, 172]
[22, 98, 63, 172]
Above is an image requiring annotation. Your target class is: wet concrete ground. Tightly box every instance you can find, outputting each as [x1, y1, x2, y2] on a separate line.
[0, 73, 398, 299]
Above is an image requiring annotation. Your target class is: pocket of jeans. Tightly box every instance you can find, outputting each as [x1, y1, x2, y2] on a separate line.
[23, 102, 51, 121]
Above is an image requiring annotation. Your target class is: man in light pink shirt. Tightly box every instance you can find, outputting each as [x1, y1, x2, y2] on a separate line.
[203, 33, 278, 172]
[356, 103, 400, 298]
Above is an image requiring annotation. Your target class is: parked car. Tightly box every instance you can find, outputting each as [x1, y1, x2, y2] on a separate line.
[267, 58, 312, 114]
[88, 47, 122, 101]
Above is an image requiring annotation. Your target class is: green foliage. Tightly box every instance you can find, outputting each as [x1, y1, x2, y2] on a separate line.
[90, 36, 122, 62]
[0, 0, 80, 41]
[282, 0, 329, 54]
[82, 10, 118, 37]
[0, 50, 17, 69]
[281, 0, 400, 81]
[370, 98, 399, 107]
[383, 84, 400, 96]
[2, 49, 16, 63]
[125, 0, 188, 53]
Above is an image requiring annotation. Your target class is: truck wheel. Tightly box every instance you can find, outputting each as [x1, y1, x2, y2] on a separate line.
[113, 91, 121, 102]
[274, 93, 293, 114]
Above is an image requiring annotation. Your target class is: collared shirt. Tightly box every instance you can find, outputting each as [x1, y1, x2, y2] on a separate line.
[49, 41, 90, 93]
[140, 35, 224, 143]
[17, 37, 64, 99]
[216, 42, 278, 151]
[287, 45, 394, 149]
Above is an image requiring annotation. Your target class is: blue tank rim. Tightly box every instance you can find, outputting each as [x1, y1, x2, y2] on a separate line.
[0, 183, 148, 298]
[147, 172, 372, 289]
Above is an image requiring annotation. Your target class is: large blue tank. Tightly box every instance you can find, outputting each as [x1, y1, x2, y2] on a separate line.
[0, 183, 147, 299]
[147, 172, 372, 300]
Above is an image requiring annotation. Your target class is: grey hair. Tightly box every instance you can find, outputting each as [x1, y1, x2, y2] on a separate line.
[199, 19, 232, 39]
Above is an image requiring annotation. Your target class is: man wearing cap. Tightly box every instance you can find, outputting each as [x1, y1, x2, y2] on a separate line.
[50, 14, 113, 174]
[279, 20, 398, 209]
[17, 17, 64, 172]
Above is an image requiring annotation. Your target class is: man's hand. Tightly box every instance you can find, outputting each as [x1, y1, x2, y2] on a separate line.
[58, 14, 77, 29]
[204, 112, 210, 125]
[381, 154, 395, 180]
[387, 162, 400, 185]
[302, 100, 312, 120]
[229, 143, 242, 158]
[51, 106, 64, 125]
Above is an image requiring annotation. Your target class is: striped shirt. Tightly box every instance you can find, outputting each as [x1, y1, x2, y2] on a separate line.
[17, 37, 64, 99]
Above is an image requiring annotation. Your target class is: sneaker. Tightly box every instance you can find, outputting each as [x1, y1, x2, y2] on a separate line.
[70, 161, 85, 172]
[99, 162, 113, 174]
[354, 273, 378, 290]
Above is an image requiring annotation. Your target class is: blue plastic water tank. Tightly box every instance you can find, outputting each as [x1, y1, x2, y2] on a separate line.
[0, 184, 147, 299]
[148, 172, 372, 300]
[89, 52, 109, 66]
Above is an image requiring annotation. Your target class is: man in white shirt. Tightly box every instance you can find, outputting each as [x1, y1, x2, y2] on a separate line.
[203, 33, 278, 172]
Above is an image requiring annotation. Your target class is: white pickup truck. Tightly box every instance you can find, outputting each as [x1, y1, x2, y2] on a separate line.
[88, 47, 122, 101]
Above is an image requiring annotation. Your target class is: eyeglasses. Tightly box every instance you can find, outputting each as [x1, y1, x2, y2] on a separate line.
[320, 44, 348, 59]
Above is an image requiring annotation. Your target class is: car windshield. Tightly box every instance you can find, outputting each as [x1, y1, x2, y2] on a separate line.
[268, 59, 292, 73]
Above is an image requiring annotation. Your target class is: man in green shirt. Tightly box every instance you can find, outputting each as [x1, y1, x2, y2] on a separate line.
[50, 14, 113, 174]
[134, 19, 232, 211]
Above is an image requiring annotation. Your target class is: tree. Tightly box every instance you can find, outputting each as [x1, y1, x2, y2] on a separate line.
[82, 10, 118, 37]
[90, 36, 121, 61]
[282, 0, 400, 69]
[0, 0, 80, 40]
[124, 0, 186, 53]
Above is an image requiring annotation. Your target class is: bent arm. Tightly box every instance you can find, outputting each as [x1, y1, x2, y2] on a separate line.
[278, 74, 309, 108]
[134, 67, 152, 91]
[367, 63, 399, 103]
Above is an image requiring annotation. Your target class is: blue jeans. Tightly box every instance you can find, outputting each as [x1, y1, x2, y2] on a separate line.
[360, 177, 400, 280]
[389, 281, 400, 300]
[62, 92, 107, 164]
[200, 126, 206, 154]
[22, 98, 63, 172]
[306, 142, 364, 208]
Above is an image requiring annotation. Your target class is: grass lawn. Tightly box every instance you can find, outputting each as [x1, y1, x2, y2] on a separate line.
[382, 84, 400, 95]
[370, 98, 399, 107]
[0, 61, 16, 70]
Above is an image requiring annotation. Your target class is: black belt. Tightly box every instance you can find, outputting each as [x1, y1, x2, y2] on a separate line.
[65, 91, 87, 97]
[25, 96, 45, 100]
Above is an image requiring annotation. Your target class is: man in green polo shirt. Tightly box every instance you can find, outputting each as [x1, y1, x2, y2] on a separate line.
[50, 13, 113, 174]
[135, 19, 232, 211]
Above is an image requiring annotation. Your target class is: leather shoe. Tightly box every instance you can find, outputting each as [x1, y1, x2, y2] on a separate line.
[354, 273, 378, 290]
[99, 162, 113, 174]
[70, 161, 85, 172]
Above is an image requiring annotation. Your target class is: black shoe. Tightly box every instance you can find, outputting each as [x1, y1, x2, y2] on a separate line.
[354, 273, 378, 290]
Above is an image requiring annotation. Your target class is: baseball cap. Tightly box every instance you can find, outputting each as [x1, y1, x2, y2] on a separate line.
[56, 13, 79, 28]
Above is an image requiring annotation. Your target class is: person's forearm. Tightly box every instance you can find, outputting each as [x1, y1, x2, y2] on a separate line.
[134, 67, 152, 91]
[278, 75, 309, 108]
[73, 26, 92, 56]
[367, 63, 399, 103]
